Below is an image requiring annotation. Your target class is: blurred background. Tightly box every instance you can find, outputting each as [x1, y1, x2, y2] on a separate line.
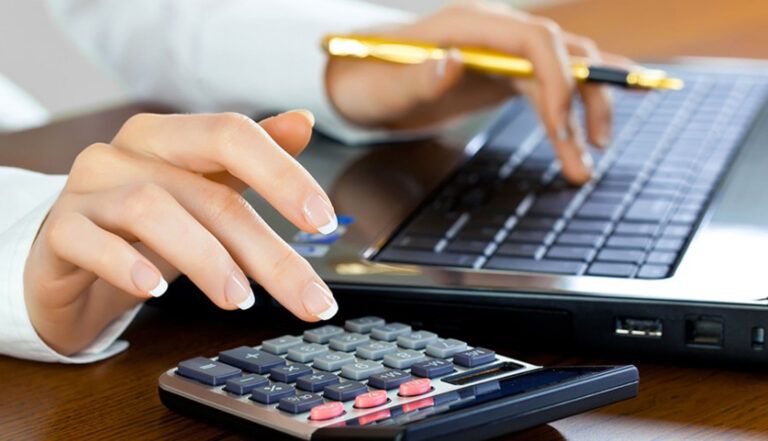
[0, 0, 556, 125]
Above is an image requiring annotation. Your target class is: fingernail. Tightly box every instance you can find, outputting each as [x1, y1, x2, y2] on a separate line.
[304, 193, 337, 235]
[131, 261, 167, 297]
[293, 109, 315, 127]
[302, 281, 338, 320]
[225, 270, 255, 310]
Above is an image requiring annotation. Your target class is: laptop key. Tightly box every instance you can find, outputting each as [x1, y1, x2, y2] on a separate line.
[606, 235, 652, 250]
[376, 249, 483, 268]
[576, 202, 624, 220]
[516, 217, 560, 231]
[484, 257, 585, 275]
[505, 230, 554, 245]
[614, 222, 658, 236]
[546, 246, 596, 262]
[646, 251, 677, 265]
[587, 262, 637, 277]
[556, 233, 603, 247]
[392, 235, 443, 250]
[566, 219, 612, 234]
[446, 239, 494, 255]
[655, 238, 685, 252]
[494, 243, 543, 258]
[637, 264, 671, 279]
[624, 199, 673, 222]
[597, 249, 646, 264]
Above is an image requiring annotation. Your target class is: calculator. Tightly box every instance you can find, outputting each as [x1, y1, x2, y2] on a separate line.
[158, 317, 638, 440]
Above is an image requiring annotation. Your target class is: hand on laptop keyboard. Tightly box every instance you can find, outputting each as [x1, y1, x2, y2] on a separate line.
[326, 1, 632, 185]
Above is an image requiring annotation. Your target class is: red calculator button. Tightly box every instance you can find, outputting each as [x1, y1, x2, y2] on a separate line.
[354, 390, 388, 409]
[309, 402, 345, 421]
[398, 378, 432, 397]
[403, 397, 435, 413]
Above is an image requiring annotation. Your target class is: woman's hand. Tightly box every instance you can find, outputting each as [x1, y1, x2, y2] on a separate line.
[24, 111, 339, 356]
[326, 1, 631, 185]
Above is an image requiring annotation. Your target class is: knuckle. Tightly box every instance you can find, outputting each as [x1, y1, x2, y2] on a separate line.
[205, 183, 251, 223]
[122, 182, 167, 223]
[70, 143, 114, 178]
[212, 112, 259, 156]
[45, 212, 78, 252]
[269, 247, 303, 281]
[119, 113, 155, 136]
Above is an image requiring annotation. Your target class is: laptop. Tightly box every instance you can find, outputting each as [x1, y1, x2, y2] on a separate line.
[244, 58, 768, 363]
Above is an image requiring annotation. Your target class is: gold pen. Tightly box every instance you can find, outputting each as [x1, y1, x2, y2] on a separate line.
[323, 34, 684, 91]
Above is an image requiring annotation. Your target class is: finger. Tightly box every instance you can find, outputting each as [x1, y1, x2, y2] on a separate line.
[160, 171, 338, 322]
[209, 110, 315, 191]
[564, 33, 613, 149]
[112, 112, 337, 235]
[80, 183, 254, 311]
[45, 211, 168, 300]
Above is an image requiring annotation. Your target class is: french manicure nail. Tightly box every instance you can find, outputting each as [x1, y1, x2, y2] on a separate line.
[131, 261, 167, 297]
[304, 193, 337, 235]
[225, 270, 255, 310]
[293, 109, 315, 127]
[302, 281, 338, 320]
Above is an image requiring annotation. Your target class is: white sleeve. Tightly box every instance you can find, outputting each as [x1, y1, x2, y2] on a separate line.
[0, 167, 141, 363]
[46, 0, 425, 145]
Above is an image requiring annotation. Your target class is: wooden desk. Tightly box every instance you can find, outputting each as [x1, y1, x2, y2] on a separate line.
[3, 0, 768, 439]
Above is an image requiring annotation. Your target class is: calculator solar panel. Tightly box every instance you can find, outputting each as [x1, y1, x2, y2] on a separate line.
[375, 74, 768, 279]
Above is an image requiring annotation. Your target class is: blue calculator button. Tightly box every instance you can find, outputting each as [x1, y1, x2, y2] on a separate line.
[367, 369, 412, 390]
[176, 357, 241, 386]
[323, 381, 368, 401]
[296, 372, 340, 392]
[223, 374, 268, 395]
[218, 347, 285, 374]
[277, 393, 324, 414]
[270, 363, 312, 383]
[453, 348, 497, 368]
[410, 359, 455, 378]
[250, 382, 295, 404]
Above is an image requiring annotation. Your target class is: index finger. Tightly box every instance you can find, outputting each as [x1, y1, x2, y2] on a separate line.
[111, 111, 338, 235]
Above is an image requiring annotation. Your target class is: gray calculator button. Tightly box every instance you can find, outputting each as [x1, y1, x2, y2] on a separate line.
[286, 343, 328, 363]
[340, 360, 386, 381]
[261, 335, 303, 354]
[383, 349, 426, 369]
[425, 338, 468, 358]
[356, 341, 398, 360]
[329, 333, 370, 352]
[371, 323, 412, 341]
[397, 331, 438, 349]
[312, 351, 355, 371]
[303, 325, 345, 344]
[344, 316, 386, 333]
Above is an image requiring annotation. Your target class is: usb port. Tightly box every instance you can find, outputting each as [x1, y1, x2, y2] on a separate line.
[615, 317, 663, 338]
[685, 316, 723, 348]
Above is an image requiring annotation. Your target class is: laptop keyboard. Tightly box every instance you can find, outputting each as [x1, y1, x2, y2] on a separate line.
[376, 71, 768, 279]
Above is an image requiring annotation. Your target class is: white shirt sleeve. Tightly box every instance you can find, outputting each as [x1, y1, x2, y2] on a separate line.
[46, 0, 422, 145]
[0, 167, 140, 363]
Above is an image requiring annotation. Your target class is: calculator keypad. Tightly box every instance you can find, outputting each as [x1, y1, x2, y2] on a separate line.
[170, 316, 534, 428]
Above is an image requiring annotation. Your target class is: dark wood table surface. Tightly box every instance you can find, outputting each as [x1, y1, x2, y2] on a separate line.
[3, 0, 768, 439]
